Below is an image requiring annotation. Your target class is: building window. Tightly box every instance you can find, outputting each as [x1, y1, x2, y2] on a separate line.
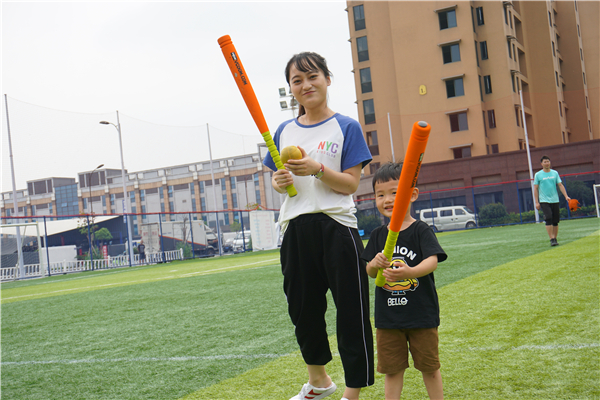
[552, 41, 555, 57]
[360, 68, 372, 93]
[491, 144, 499, 154]
[449, 112, 468, 132]
[471, 7, 476, 31]
[515, 108, 521, 126]
[559, 101, 562, 117]
[555, 71, 559, 86]
[232, 193, 238, 209]
[508, 40, 512, 59]
[480, 41, 488, 60]
[488, 110, 496, 128]
[363, 99, 376, 124]
[504, 5, 508, 24]
[442, 43, 461, 64]
[583, 72, 586, 85]
[221, 179, 226, 191]
[580, 48, 583, 61]
[366, 131, 379, 156]
[369, 162, 380, 175]
[509, 11, 513, 28]
[474, 41, 479, 66]
[482, 111, 488, 137]
[353, 5, 365, 30]
[438, 9, 457, 30]
[548, 11, 552, 27]
[476, 7, 484, 25]
[168, 186, 173, 198]
[222, 194, 228, 209]
[446, 78, 464, 98]
[453, 147, 472, 159]
[483, 75, 492, 94]
[357, 36, 369, 62]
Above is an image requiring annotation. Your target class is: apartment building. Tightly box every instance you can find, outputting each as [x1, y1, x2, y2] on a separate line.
[346, 1, 598, 175]
[1, 146, 283, 238]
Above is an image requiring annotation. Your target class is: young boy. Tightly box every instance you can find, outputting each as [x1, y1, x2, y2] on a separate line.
[361, 162, 447, 400]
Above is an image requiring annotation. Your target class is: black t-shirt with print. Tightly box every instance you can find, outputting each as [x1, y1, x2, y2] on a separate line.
[361, 220, 447, 329]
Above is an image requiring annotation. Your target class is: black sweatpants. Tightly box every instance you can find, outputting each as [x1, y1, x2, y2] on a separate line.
[281, 213, 374, 388]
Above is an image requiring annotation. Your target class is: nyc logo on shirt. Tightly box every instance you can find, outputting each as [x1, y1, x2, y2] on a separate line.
[316, 141, 339, 158]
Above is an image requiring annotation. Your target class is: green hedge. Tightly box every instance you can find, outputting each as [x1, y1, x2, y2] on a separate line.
[477, 203, 597, 226]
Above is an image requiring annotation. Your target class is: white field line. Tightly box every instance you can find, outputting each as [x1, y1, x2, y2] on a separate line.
[3, 343, 597, 367]
[1, 353, 297, 366]
[2, 258, 280, 301]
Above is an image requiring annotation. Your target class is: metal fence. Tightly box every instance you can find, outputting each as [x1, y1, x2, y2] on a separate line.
[355, 170, 599, 237]
[2, 171, 598, 281]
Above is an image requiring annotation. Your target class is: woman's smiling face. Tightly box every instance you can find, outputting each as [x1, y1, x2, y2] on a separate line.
[288, 64, 331, 112]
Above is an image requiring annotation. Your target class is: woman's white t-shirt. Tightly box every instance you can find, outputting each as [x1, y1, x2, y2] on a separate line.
[263, 113, 372, 232]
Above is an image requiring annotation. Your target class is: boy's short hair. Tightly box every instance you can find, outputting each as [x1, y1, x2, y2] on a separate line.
[372, 162, 403, 190]
[540, 155, 550, 162]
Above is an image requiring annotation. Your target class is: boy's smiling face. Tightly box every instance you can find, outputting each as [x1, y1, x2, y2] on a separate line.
[375, 179, 399, 219]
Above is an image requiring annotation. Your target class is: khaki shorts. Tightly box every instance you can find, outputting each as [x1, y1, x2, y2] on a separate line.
[376, 327, 440, 374]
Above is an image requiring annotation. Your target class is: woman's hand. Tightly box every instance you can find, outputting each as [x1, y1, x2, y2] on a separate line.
[283, 146, 320, 176]
[272, 168, 294, 194]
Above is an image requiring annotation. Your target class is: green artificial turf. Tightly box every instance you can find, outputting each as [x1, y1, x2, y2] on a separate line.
[1, 218, 598, 399]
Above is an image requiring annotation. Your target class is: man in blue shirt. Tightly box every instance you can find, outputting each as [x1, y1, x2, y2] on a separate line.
[534, 156, 571, 246]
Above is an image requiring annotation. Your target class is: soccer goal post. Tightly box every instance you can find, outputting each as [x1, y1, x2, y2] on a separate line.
[0, 221, 45, 280]
[594, 184, 600, 219]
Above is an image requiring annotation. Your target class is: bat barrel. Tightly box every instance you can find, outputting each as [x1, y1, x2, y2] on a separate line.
[217, 35, 232, 48]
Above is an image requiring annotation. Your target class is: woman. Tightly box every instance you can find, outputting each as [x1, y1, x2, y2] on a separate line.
[263, 52, 374, 400]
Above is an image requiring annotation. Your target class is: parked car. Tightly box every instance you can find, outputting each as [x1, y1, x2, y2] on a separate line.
[232, 231, 252, 253]
[221, 232, 238, 253]
[418, 206, 477, 232]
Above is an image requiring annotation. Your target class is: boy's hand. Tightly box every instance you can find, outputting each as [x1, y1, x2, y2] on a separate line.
[371, 252, 390, 269]
[366, 252, 390, 278]
[383, 259, 413, 281]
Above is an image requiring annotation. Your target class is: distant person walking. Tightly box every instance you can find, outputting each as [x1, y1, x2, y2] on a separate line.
[137, 240, 146, 264]
[534, 156, 570, 246]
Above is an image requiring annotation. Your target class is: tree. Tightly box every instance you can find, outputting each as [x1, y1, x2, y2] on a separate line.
[94, 228, 113, 242]
[77, 213, 100, 259]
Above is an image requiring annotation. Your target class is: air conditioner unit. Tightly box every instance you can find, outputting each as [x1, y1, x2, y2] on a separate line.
[228, 159, 235, 166]
[219, 160, 227, 168]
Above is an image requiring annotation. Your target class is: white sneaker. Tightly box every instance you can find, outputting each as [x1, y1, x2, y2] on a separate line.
[289, 382, 337, 400]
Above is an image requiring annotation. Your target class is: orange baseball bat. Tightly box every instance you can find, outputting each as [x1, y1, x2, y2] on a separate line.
[375, 121, 431, 287]
[218, 35, 297, 197]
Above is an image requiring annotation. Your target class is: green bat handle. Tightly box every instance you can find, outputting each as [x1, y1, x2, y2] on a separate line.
[262, 131, 298, 197]
[375, 230, 399, 287]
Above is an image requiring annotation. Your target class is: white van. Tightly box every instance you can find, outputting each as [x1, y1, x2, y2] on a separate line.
[419, 206, 477, 231]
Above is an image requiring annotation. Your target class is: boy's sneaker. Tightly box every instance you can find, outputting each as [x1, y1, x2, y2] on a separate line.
[551, 238, 558, 246]
[289, 382, 337, 400]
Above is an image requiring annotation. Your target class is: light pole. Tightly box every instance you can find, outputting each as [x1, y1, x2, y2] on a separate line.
[87, 163, 104, 261]
[100, 111, 135, 266]
[88, 164, 104, 216]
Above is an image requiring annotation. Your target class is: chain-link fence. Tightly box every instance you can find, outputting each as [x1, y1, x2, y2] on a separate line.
[2, 170, 598, 281]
